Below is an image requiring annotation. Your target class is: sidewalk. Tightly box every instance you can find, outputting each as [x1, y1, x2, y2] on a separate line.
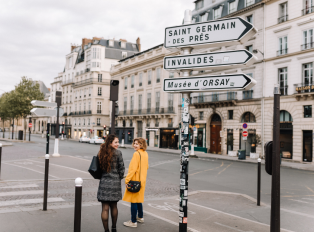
[0, 141, 13, 147]
[121, 144, 314, 172]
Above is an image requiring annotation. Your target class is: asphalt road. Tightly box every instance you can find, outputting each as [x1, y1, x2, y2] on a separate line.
[0, 134, 313, 232]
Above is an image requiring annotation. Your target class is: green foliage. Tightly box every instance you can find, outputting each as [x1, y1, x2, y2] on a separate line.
[252, 134, 262, 147]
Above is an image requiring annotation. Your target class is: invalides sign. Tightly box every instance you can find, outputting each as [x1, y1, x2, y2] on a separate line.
[164, 50, 256, 71]
[163, 74, 256, 93]
[164, 17, 257, 49]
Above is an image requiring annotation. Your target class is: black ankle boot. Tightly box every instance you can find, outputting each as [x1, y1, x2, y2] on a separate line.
[112, 227, 117, 232]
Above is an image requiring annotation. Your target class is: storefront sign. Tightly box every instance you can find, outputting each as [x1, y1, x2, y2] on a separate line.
[295, 85, 314, 92]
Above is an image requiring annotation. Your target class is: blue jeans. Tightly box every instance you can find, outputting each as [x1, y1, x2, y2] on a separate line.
[131, 203, 143, 223]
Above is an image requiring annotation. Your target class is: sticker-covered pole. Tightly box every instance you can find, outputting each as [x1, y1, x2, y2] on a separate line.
[179, 9, 192, 232]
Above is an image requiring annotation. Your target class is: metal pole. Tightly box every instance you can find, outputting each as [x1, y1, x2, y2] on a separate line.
[179, 10, 192, 232]
[111, 101, 115, 134]
[0, 143, 2, 180]
[74, 178, 83, 232]
[12, 118, 14, 139]
[46, 122, 50, 155]
[43, 154, 49, 211]
[56, 107, 59, 139]
[53, 107, 60, 157]
[29, 117, 31, 141]
[271, 86, 280, 232]
[257, 158, 261, 206]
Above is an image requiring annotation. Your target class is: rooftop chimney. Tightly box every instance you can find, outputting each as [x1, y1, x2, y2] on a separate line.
[136, 37, 141, 52]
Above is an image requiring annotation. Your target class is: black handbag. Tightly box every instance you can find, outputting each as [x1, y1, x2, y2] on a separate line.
[127, 151, 142, 193]
[88, 156, 102, 179]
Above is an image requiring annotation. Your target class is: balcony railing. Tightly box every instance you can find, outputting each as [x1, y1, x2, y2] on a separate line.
[191, 92, 237, 104]
[277, 49, 288, 56]
[120, 107, 175, 116]
[278, 15, 288, 23]
[73, 78, 107, 87]
[294, 83, 314, 94]
[301, 42, 314, 50]
[242, 90, 253, 100]
[62, 79, 74, 85]
[302, 6, 314, 15]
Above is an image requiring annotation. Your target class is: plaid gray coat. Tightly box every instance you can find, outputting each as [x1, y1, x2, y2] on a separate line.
[97, 149, 125, 202]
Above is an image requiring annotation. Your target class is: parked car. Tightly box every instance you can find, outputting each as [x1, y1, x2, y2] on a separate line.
[89, 136, 104, 144]
[79, 136, 90, 143]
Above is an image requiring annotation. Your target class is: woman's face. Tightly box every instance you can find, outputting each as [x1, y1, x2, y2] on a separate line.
[111, 138, 119, 149]
[133, 141, 141, 151]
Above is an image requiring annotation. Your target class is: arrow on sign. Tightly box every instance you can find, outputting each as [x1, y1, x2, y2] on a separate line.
[30, 108, 64, 117]
[164, 50, 256, 71]
[31, 100, 57, 107]
[163, 74, 256, 93]
[164, 17, 257, 50]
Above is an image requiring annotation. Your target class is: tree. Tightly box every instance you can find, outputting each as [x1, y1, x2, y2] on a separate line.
[14, 77, 45, 140]
[0, 93, 10, 138]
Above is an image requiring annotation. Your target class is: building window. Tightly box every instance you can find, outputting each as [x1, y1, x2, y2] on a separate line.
[245, 0, 255, 7]
[123, 120, 126, 127]
[89, 87, 92, 96]
[156, 68, 161, 83]
[302, 29, 313, 50]
[139, 73, 143, 86]
[303, 0, 314, 15]
[303, 63, 313, 85]
[98, 87, 102, 96]
[229, 1, 237, 13]
[246, 45, 253, 53]
[228, 110, 233, 120]
[213, 7, 221, 20]
[124, 77, 128, 90]
[278, 36, 288, 56]
[278, 2, 288, 23]
[130, 96, 134, 114]
[241, 112, 256, 123]
[97, 102, 102, 114]
[121, 41, 126, 48]
[201, 13, 208, 22]
[138, 94, 142, 114]
[169, 72, 174, 78]
[195, 0, 204, 10]
[246, 15, 253, 23]
[278, 67, 288, 95]
[148, 70, 152, 85]
[97, 118, 100, 126]
[88, 118, 90, 125]
[155, 118, 159, 127]
[122, 52, 127, 59]
[130, 120, 133, 127]
[168, 118, 173, 127]
[109, 40, 114, 47]
[88, 101, 91, 110]
[168, 93, 174, 112]
[147, 93, 151, 113]
[156, 92, 160, 112]
[131, 75, 134, 88]
[199, 111, 204, 120]
[98, 74, 102, 82]
[124, 97, 127, 114]
[304, 105, 312, 118]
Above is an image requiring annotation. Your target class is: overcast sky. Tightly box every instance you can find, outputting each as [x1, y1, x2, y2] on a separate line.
[0, 0, 193, 93]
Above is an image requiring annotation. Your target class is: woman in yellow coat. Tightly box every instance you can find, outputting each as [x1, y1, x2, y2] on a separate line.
[123, 138, 149, 228]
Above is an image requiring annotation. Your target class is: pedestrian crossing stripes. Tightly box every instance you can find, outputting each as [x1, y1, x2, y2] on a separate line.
[0, 184, 39, 189]
[0, 198, 65, 207]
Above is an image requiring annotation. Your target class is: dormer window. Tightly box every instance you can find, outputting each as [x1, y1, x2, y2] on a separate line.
[121, 42, 126, 48]
[122, 52, 127, 59]
[213, 5, 223, 19]
[229, 0, 237, 14]
[109, 40, 114, 47]
[195, 0, 204, 10]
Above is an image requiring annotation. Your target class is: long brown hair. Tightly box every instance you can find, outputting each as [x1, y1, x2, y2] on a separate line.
[99, 134, 118, 172]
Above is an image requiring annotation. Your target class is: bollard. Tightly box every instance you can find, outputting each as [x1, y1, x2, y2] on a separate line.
[257, 158, 261, 206]
[0, 143, 2, 179]
[74, 178, 83, 232]
[43, 154, 49, 211]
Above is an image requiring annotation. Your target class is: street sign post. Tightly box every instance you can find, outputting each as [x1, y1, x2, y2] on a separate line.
[28, 123, 32, 128]
[164, 17, 257, 50]
[164, 50, 256, 71]
[163, 74, 256, 93]
[242, 131, 248, 137]
[31, 100, 57, 108]
[242, 123, 248, 129]
[30, 108, 64, 117]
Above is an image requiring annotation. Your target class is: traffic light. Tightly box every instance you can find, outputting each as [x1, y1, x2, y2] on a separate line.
[103, 125, 106, 130]
[264, 141, 273, 175]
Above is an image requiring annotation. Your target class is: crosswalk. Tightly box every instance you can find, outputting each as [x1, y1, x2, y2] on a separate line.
[0, 184, 64, 213]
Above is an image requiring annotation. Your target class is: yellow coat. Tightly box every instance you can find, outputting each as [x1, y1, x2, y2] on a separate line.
[123, 149, 149, 203]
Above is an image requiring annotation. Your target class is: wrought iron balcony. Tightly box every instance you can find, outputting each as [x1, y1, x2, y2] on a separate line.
[120, 107, 175, 116]
[73, 78, 108, 88]
[278, 15, 288, 23]
[302, 6, 314, 15]
[61, 79, 74, 85]
[277, 49, 288, 56]
[301, 42, 314, 50]
[62, 113, 68, 116]
[243, 90, 253, 100]
[191, 92, 237, 104]
[294, 83, 314, 94]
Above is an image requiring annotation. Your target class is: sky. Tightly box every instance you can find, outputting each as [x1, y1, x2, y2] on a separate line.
[0, 0, 194, 93]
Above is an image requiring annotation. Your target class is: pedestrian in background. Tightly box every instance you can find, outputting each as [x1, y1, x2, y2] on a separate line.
[123, 138, 149, 228]
[97, 134, 125, 232]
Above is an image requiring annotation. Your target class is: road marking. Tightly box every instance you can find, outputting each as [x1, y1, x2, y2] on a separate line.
[215, 222, 253, 232]
[150, 159, 178, 168]
[120, 202, 199, 232]
[0, 184, 39, 189]
[29, 160, 89, 174]
[187, 201, 294, 232]
[64, 155, 90, 161]
[306, 186, 314, 194]
[302, 198, 314, 201]
[289, 199, 314, 205]
[0, 198, 64, 207]
[0, 190, 43, 197]
[3, 162, 59, 179]
[190, 162, 224, 176]
[148, 202, 196, 215]
[281, 207, 314, 219]
[216, 163, 232, 176]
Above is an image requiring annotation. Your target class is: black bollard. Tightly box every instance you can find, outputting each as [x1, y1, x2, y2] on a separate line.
[74, 178, 83, 232]
[257, 158, 261, 206]
[43, 154, 49, 211]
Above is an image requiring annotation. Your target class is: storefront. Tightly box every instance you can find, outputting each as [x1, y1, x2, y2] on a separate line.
[115, 127, 134, 145]
[239, 129, 256, 156]
[191, 124, 206, 153]
[145, 128, 159, 147]
[226, 129, 233, 154]
[160, 128, 178, 149]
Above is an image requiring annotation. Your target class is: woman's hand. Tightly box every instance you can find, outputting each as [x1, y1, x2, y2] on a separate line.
[125, 183, 129, 188]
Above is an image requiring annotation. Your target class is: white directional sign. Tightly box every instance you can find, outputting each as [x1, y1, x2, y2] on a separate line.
[164, 17, 257, 50]
[31, 100, 57, 107]
[30, 108, 64, 117]
[163, 74, 256, 93]
[164, 50, 256, 71]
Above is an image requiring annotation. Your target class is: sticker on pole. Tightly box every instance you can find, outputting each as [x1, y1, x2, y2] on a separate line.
[242, 131, 248, 137]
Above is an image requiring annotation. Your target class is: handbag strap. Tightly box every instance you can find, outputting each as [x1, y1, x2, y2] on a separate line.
[138, 151, 141, 182]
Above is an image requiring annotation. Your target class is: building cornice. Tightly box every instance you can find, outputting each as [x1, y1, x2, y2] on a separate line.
[264, 48, 314, 62]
